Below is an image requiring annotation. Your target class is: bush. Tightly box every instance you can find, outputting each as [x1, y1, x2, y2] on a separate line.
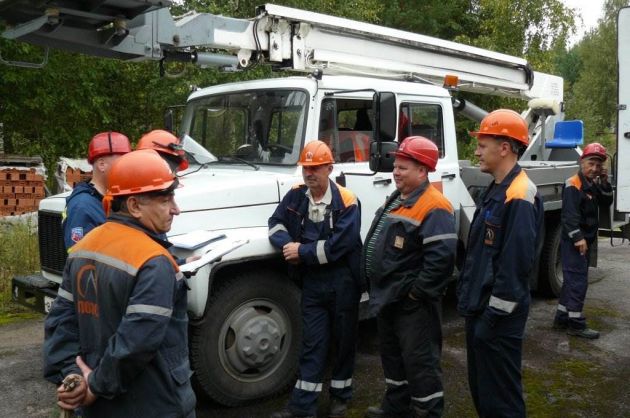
[0, 217, 40, 316]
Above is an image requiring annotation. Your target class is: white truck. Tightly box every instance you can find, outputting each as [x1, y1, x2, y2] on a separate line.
[3, 1, 630, 406]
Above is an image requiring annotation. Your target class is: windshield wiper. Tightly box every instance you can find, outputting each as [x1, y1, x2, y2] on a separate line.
[209, 156, 260, 171]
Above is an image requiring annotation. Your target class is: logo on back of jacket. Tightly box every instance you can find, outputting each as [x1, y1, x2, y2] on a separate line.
[76, 264, 99, 317]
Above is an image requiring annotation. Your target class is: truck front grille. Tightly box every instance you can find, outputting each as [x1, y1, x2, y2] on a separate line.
[38, 210, 67, 275]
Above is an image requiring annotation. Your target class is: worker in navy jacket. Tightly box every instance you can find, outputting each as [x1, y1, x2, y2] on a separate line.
[44, 150, 195, 418]
[553, 142, 613, 339]
[364, 136, 456, 418]
[268, 141, 362, 418]
[458, 110, 543, 418]
[62, 131, 131, 250]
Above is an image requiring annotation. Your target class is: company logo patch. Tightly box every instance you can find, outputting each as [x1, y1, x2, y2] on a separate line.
[305, 151, 314, 162]
[71, 227, 84, 243]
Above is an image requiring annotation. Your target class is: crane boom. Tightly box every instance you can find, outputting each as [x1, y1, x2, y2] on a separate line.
[0, 1, 562, 101]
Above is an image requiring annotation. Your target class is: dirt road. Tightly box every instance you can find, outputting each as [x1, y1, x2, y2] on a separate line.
[2, 239, 629, 418]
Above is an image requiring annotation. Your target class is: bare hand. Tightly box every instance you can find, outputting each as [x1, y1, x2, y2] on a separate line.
[282, 242, 301, 264]
[57, 374, 86, 410]
[574, 239, 588, 256]
[76, 356, 97, 406]
[599, 168, 608, 184]
[185, 255, 201, 264]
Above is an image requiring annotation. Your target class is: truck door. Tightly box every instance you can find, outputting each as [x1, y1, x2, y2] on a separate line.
[617, 7, 630, 212]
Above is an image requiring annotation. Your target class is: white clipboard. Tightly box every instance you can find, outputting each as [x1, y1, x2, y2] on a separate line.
[179, 239, 249, 275]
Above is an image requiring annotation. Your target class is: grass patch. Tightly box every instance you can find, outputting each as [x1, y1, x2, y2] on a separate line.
[0, 219, 40, 319]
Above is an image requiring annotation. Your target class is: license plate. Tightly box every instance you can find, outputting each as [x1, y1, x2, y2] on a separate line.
[44, 296, 55, 313]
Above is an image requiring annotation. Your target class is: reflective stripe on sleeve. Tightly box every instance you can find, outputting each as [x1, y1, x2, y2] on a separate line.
[57, 288, 74, 302]
[423, 233, 458, 245]
[316, 240, 328, 264]
[411, 391, 444, 403]
[268, 224, 288, 236]
[385, 378, 408, 386]
[330, 378, 352, 389]
[126, 304, 172, 317]
[557, 304, 567, 312]
[489, 295, 517, 313]
[295, 380, 322, 392]
[568, 311, 583, 318]
[568, 228, 581, 238]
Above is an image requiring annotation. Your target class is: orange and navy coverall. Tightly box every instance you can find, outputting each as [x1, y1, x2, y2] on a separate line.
[44, 215, 196, 418]
[554, 171, 613, 329]
[268, 180, 362, 417]
[458, 164, 543, 418]
[364, 180, 456, 417]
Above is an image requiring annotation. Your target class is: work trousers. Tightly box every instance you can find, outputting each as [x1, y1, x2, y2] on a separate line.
[377, 297, 444, 418]
[554, 238, 592, 330]
[288, 267, 360, 416]
[465, 305, 528, 418]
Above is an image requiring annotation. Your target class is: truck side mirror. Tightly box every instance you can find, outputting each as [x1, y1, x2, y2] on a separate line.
[369, 140, 398, 172]
[164, 109, 175, 133]
[375, 92, 397, 142]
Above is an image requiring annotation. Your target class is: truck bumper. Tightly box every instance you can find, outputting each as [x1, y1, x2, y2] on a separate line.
[12, 274, 58, 314]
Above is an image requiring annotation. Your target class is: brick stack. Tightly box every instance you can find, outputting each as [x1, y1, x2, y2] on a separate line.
[64, 166, 92, 189]
[0, 168, 46, 216]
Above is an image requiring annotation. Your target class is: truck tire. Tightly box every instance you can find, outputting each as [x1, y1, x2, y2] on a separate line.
[539, 220, 563, 297]
[190, 270, 301, 406]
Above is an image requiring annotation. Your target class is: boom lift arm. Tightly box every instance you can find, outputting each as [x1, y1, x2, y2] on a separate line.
[0, 1, 562, 101]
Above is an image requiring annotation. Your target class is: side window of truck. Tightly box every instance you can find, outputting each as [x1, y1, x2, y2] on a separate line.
[319, 98, 374, 163]
[399, 103, 444, 157]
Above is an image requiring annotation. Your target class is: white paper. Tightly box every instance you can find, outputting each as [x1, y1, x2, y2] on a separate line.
[179, 239, 249, 273]
[169, 230, 226, 250]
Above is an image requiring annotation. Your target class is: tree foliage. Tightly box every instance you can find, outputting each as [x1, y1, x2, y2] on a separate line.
[3, 0, 620, 170]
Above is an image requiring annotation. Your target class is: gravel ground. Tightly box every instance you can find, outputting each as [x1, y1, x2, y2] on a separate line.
[2, 239, 629, 418]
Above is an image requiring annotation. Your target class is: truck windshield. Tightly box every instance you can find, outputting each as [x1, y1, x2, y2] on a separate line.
[183, 89, 308, 166]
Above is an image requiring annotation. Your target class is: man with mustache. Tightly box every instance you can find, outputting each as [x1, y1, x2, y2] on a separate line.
[269, 140, 362, 418]
[44, 149, 196, 418]
[552, 142, 613, 339]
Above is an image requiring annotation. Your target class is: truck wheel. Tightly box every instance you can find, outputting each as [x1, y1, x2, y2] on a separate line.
[539, 221, 563, 297]
[190, 270, 301, 406]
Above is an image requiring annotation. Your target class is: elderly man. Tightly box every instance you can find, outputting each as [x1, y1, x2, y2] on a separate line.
[268, 140, 362, 418]
[553, 142, 613, 339]
[44, 149, 196, 418]
[458, 109, 543, 418]
[364, 136, 457, 418]
[62, 131, 131, 249]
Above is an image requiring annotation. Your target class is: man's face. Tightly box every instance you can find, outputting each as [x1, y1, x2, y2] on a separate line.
[393, 157, 425, 196]
[580, 157, 604, 181]
[475, 136, 504, 174]
[97, 154, 123, 175]
[302, 164, 332, 192]
[135, 192, 180, 234]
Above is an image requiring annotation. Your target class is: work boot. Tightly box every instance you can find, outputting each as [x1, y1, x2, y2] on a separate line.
[328, 397, 348, 417]
[567, 327, 600, 339]
[365, 406, 398, 418]
[552, 319, 568, 330]
[269, 408, 315, 418]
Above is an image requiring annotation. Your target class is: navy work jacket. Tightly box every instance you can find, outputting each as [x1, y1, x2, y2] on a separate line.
[62, 181, 104, 250]
[457, 164, 543, 321]
[561, 171, 613, 244]
[44, 214, 195, 418]
[268, 180, 362, 287]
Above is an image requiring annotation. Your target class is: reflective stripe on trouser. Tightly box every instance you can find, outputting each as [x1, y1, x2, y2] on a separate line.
[288, 267, 360, 417]
[465, 304, 528, 418]
[555, 238, 590, 330]
[377, 297, 444, 417]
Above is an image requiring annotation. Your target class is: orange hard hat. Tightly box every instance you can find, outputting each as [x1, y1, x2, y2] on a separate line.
[136, 129, 189, 171]
[106, 149, 177, 197]
[581, 142, 607, 161]
[394, 136, 439, 172]
[87, 131, 131, 164]
[299, 140, 334, 166]
[470, 109, 529, 146]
